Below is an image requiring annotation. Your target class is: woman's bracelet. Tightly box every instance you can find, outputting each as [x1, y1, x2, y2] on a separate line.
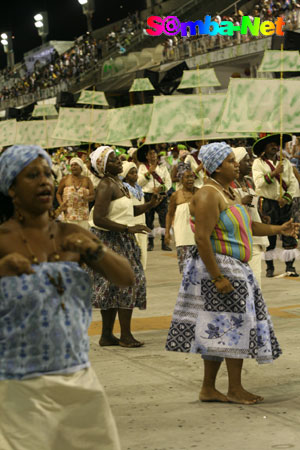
[85, 241, 106, 262]
[211, 274, 225, 283]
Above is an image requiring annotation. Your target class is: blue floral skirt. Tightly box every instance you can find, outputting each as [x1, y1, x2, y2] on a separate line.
[176, 245, 194, 274]
[166, 249, 282, 364]
[89, 228, 146, 310]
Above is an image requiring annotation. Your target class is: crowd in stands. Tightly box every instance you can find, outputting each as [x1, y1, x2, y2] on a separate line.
[0, 11, 143, 103]
[162, 0, 300, 61]
[2, 0, 300, 104]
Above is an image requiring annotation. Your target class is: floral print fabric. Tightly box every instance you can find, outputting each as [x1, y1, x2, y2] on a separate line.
[90, 228, 146, 310]
[176, 245, 194, 273]
[166, 249, 282, 364]
[0, 262, 92, 380]
[63, 186, 89, 221]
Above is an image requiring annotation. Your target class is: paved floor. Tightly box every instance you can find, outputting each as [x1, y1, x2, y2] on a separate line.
[89, 241, 300, 450]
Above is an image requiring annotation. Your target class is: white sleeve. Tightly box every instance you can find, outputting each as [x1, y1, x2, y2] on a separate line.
[162, 166, 172, 191]
[137, 164, 149, 187]
[252, 158, 269, 190]
[287, 161, 299, 198]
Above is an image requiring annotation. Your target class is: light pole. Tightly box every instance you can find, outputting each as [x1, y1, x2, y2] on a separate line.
[1, 32, 14, 69]
[34, 11, 49, 44]
[78, 0, 95, 33]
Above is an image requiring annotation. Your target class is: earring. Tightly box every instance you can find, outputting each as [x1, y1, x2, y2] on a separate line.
[14, 206, 24, 223]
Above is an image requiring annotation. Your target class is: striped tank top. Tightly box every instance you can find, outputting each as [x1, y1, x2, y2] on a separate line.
[192, 185, 253, 263]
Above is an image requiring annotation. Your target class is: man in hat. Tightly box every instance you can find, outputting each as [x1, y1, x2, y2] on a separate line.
[137, 145, 172, 251]
[252, 134, 299, 277]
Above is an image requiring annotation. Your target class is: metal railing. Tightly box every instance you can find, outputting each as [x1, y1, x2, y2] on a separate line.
[162, 9, 300, 63]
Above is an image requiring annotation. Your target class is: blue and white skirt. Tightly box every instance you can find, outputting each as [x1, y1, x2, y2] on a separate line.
[166, 249, 282, 364]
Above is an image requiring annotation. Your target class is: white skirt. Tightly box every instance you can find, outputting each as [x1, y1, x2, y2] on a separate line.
[0, 368, 121, 450]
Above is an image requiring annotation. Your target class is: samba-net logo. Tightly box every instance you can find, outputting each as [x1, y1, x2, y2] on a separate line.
[146, 15, 285, 37]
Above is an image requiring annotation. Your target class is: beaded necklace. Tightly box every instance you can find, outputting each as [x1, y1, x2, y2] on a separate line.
[18, 223, 66, 310]
[106, 175, 131, 198]
[210, 178, 236, 200]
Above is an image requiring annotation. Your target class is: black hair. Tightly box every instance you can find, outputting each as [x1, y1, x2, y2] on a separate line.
[0, 193, 14, 224]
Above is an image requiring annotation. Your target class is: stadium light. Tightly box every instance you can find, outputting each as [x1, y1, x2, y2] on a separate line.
[33, 11, 49, 44]
[77, 0, 95, 32]
[0, 31, 14, 68]
[34, 14, 43, 21]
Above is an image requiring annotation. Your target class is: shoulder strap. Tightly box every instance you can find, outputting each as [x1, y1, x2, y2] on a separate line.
[200, 184, 229, 204]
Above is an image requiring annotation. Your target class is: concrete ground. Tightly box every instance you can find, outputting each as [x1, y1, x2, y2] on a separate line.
[89, 240, 300, 450]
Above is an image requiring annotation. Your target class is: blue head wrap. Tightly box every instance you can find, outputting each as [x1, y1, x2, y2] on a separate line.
[0, 145, 52, 195]
[177, 161, 192, 181]
[199, 142, 232, 175]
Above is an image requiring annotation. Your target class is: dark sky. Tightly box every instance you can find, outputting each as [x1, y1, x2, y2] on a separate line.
[0, 0, 143, 69]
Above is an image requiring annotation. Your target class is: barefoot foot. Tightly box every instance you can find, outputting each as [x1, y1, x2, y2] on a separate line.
[99, 335, 120, 347]
[199, 388, 229, 403]
[119, 337, 144, 348]
[227, 387, 264, 405]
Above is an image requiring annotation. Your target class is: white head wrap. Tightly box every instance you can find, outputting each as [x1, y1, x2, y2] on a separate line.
[121, 161, 137, 179]
[232, 147, 248, 164]
[89, 146, 114, 177]
[70, 157, 84, 172]
[128, 147, 137, 158]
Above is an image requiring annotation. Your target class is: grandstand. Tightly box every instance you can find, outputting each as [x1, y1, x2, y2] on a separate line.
[1, 0, 300, 114]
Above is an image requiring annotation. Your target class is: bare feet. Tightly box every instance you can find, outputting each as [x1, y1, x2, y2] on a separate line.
[119, 336, 144, 348]
[199, 387, 229, 403]
[227, 387, 264, 405]
[99, 335, 120, 347]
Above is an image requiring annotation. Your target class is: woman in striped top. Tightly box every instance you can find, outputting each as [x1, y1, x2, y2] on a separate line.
[166, 142, 299, 405]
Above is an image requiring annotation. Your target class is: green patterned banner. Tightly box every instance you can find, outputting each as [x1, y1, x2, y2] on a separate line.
[129, 78, 155, 92]
[15, 120, 80, 148]
[104, 140, 132, 147]
[77, 90, 108, 106]
[53, 107, 108, 143]
[32, 105, 58, 117]
[219, 78, 300, 133]
[145, 94, 254, 144]
[178, 69, 221, 89]
[258, 50, 300, 72]
[0, 119, 17, 146]
[106, 104, 153, 143]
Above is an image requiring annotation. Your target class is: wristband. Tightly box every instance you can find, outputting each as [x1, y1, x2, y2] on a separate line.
[264, 173, 274, 184]
[282, 193, 292, 205]
[211, 274, 225, 283]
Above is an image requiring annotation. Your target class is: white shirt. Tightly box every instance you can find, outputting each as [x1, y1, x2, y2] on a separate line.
[138, 163, 172, 193]
[185, 154, 204, 188]
[252, 157, 299, 200]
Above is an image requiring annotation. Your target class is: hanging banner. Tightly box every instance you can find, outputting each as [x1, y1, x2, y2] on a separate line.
[53, 107, 108, 143]
[77, 90, 109, 106]
[32, 104, 58, 117]
[15, 120, 79, 148]
[145, 94, 254, 144]
[258, 50, 300, 72]
[107, 104, 153, 143]
[178, 69, 220, 89]
[219, 78, 300, 133]
[0, 119, 17, 146]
